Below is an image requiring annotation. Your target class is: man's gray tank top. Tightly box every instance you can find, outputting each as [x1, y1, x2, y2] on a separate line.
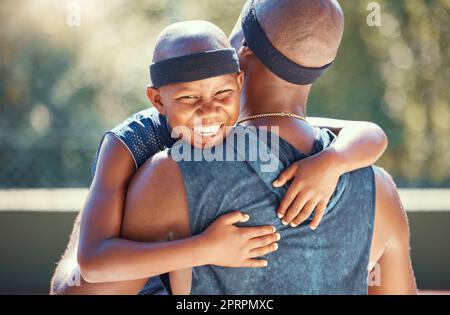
[170, 127, 376, 295]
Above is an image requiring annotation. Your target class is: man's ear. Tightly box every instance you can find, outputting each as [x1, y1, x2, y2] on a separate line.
[237, 71, 245, 91]
[146, 86, 164, 114]
[238, 42, 253, 72]
[238, 41, 253, 57]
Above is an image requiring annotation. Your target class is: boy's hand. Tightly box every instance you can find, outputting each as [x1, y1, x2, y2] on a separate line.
[201, 211, 280, 268]
[273, 149, 345, 230]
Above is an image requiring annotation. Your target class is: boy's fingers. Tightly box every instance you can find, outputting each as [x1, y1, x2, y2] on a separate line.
[276, 183, 302, 218]
[249, 232, 281, 248]
[291, 199, 318, 227]
[242, 225, 276, 238]
[221, 211, 249, 225]
[310, 201, 327, 230]
[281, 193, 310, 225]
[242, 259, 269, 268]
[249, 243, 279, 258]
[273, 163, 299, 187]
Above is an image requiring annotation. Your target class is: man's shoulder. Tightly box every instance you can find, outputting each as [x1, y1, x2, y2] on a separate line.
[146, 149, 177, 169]
[137, 149, 183, 186]
[125, 148, 187, 233]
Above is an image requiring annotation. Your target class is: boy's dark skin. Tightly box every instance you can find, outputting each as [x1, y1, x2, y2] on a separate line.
[51, 0, 415, 294]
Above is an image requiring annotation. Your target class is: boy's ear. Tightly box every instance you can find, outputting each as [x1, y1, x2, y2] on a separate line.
[146, 86, 165, 114]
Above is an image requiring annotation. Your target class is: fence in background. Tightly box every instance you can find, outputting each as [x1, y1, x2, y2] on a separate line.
[1, 188, 449, 212]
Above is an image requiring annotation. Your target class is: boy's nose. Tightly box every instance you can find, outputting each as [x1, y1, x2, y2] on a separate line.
[197, 100, 220, 116]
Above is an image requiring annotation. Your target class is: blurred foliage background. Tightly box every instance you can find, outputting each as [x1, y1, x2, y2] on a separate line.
[0, 0, 449, 188]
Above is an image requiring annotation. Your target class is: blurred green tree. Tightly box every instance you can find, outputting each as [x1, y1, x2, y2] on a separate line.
[0, 0, 449, 188]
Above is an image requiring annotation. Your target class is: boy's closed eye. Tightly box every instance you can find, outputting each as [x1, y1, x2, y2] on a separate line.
[176, 89, 234, 104]
[176, 95, 200, 105]
[214, 89, 233, 100]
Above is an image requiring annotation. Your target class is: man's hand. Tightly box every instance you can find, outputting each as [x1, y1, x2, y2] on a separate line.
[273, 148, 345, 230]
[200, 211, 280, 268]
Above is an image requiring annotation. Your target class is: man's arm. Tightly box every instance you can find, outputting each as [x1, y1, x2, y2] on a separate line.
[50, 212, 81, 295]
[369, 167, 417, 294]
[50, 212, 145, 295]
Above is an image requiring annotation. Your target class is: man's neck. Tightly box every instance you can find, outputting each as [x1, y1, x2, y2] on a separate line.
[239, 79, 310, 119]
[239, 77, 316, 155]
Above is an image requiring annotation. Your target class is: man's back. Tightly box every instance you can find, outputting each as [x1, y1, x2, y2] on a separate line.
[173, 127, 376, 294]
[120, 121, 415, 295]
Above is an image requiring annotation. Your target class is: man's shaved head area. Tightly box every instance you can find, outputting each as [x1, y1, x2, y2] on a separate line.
[153, 20, 231, 63]
[251, 0, 344, 68]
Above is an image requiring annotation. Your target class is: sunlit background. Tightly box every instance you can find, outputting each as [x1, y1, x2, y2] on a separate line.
[0, 0, 449, 294]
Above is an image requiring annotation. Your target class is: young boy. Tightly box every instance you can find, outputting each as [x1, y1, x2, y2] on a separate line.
[51, 20, 387, 295]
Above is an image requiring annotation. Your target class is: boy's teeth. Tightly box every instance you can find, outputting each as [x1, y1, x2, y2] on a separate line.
[194, 124, 222, 135]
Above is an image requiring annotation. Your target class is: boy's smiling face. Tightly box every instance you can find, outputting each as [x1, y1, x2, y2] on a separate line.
[148, 72, 243, 148]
